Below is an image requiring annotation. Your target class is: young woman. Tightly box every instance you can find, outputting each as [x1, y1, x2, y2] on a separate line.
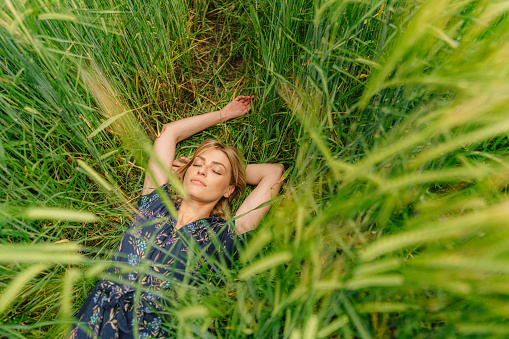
[71, 96, 284, 338]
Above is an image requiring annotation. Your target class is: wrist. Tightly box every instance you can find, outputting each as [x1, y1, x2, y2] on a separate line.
[218, 108, 228, 123]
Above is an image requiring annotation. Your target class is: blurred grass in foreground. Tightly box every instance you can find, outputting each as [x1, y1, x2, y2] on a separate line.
[1, 0, 509, 337]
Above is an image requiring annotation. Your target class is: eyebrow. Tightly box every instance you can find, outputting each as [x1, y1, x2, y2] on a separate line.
[196, 155, 227, 169]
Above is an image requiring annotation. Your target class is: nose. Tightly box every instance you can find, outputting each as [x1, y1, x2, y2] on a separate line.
[197, 165, 206, 176]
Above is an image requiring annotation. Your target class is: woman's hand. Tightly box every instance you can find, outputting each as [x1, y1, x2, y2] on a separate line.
[220, 96, 254, 121]
[171, 156, 191, 173]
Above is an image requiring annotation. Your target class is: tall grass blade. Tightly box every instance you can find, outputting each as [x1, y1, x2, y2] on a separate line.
[23, 207, 98, 223]
[0, 264, 49, 315]
[238, 252, 292, 280]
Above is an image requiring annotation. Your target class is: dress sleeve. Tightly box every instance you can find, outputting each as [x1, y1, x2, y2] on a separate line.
[137, 183, 171, 211]
[215, 220, 252, 258]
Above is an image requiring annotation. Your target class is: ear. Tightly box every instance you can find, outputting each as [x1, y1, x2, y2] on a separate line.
[223, 185, 235, 198]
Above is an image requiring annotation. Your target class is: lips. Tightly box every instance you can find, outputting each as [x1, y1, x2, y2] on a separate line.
[190, 178, 206, 186]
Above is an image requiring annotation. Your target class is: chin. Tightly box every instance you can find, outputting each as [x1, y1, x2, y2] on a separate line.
[185, 187, 217, 204]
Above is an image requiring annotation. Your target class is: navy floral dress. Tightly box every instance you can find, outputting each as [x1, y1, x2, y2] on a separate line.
[71, 183, 247, 338]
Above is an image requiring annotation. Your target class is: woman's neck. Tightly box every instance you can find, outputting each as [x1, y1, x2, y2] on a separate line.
[175, 199, 215, 229]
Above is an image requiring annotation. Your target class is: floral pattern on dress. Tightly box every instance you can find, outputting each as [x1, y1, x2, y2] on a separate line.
[71, 183, 248, 338]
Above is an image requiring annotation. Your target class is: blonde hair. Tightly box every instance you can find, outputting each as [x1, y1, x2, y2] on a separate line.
[175, 139, 246, 218]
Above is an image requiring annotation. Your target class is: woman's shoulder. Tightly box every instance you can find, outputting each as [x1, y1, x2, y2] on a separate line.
[210, 217, 252, 245]
[138, 183, 171, 209]
[135, 183, 178, 223]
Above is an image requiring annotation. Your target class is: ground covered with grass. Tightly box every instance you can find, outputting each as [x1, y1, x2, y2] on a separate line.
[2, 0, 509, 337]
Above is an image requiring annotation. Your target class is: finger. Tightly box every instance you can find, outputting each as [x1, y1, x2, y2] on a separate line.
[174, 159, 188, 166]
[174, 157, 191, 165]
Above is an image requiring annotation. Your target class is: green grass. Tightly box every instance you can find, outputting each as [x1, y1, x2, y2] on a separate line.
[2, 0, 509, 337]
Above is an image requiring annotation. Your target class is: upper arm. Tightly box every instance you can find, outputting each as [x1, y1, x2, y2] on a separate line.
[234, 163, 284, 234]
[142, 124, 178, 195]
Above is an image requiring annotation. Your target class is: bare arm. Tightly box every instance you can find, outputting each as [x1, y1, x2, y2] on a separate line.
[234, 163, 285, 234]
[142, 96, 253, 195]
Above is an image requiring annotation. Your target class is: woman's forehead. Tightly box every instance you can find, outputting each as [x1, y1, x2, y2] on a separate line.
[195, 149, 231, 168]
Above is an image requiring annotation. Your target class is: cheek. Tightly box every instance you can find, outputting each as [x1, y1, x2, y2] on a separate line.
[183, 167, 196, 178]
[211, 174, 231, 190]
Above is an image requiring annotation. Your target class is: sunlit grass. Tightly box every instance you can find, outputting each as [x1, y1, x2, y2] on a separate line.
[1, 0, 509, 337]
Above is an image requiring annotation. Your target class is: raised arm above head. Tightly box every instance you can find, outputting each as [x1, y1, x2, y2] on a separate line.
[234, 163, 285, 234]
[142, 96, 254, 195]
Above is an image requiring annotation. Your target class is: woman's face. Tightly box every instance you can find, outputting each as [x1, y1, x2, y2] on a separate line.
[182, 148, 234, 203]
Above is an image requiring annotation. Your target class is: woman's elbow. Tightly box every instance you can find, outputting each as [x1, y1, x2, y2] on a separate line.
[159, 123, 180, 143]
[274, 163, 285, 180]
[160, 122, 176, 135]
